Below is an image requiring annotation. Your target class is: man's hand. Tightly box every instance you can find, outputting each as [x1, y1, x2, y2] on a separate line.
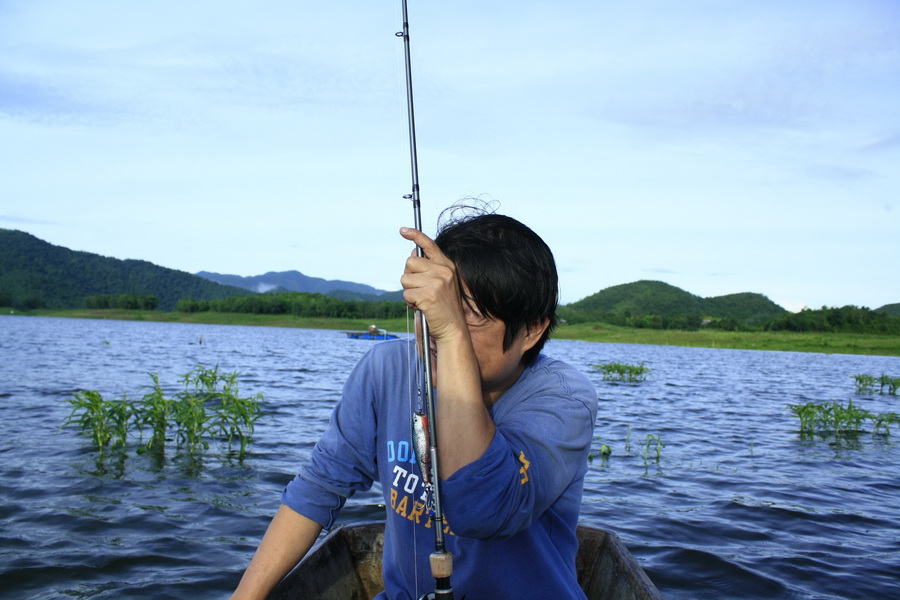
[399, 227, 469, 345]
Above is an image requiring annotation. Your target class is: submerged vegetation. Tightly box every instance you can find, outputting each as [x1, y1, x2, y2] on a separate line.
[853, 373, 899, 395]
[789, 401, 872, 436]
[593, 361, 651, 382]
[63, 365, 262, 464]
[788, 400, 899, 438]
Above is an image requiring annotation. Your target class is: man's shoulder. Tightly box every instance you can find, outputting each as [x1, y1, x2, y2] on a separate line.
[530, 353, 593, 388]
[360, 337, 412, 361]
[516, 354, 596, 412]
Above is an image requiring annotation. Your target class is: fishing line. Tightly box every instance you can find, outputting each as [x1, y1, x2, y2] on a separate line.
[403, 304, 422, 596]
[396, 1, 454, 598]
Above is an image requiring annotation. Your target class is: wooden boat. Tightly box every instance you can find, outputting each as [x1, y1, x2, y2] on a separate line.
[267, 521, 663, 600]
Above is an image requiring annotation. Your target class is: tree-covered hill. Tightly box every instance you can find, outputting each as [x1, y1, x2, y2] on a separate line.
[876, 303, 900, 317]
[0, 229, 252, 310]
[560, 280, 788, 329]
[567, 280, 705, 317]
[704, 292, 789, 328]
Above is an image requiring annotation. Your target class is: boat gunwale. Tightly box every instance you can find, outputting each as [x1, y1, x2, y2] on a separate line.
[267, 520, 663, 600]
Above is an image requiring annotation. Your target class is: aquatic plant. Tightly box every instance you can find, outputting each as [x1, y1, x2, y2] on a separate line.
[821, 400, 871, 436]
[593, 361, 651, 383]
[108, 393, 133, 451]
[853, 373, 899, 395]
[643, 433, 664, 463]
[135, 373, 175, 454]
[209, 369, 262, 457]
[63, 365, 263, 462]
[878, 374, 899, 395]
[785, 400, 900, 439]
[853, 374, 877, 395]
[174, 368, 213, 455]
[64, 391, 119, 459]
[788, 402, 820, 434]
[872, 412, 900, 436]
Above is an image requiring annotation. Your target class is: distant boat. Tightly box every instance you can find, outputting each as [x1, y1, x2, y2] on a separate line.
[343, 326, 399, 341]
[267, 521, 663, 600]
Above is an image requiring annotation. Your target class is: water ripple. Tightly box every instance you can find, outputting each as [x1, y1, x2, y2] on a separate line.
[2, 317, 899, 598]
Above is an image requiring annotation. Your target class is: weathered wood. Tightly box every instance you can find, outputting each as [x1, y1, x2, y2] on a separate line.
[268, 521, 663, 600]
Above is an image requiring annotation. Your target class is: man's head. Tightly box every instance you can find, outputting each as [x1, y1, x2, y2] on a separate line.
[434, 210, 559, 365]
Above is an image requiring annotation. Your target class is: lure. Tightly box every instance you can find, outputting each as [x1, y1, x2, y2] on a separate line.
[412, 410, 432, 486]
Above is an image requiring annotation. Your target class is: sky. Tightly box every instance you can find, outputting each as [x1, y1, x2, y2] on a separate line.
[2, 1, 898, 312]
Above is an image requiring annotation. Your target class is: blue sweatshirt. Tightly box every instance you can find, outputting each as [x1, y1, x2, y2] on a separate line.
[282, 339, 597, 600]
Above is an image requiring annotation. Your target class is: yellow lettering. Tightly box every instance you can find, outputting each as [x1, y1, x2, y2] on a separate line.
[390, 488, 398, 510]
[408, 500, 426, 524]
[518, 450, 531, 484]
[395, 495, 409, 518]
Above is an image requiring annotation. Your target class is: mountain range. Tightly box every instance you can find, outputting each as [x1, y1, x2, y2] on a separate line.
[195, 270, 399, 300]
[2, 229, 897, 324]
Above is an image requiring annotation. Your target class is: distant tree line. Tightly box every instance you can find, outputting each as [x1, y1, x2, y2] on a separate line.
[558, 305, 900, 335]
[764, 306, 900, 335]
[85, 294, 160, 310]
[176, 291, 407, 320]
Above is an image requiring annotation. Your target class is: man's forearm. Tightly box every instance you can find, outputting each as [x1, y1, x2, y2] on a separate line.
[230, 504, 323, 600]
[435, 332, 495, 479]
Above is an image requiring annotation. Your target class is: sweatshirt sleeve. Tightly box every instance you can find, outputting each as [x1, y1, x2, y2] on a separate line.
[440, 357, 597, 539]
[280, 347, 381, 529]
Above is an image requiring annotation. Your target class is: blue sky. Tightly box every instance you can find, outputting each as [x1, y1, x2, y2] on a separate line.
[2, 1, 898, 311]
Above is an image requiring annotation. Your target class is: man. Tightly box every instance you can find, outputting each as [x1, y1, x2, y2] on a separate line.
[232, 211, 597, 599]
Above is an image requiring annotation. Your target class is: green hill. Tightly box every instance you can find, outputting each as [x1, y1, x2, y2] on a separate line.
[704, 292, 788, 328]
[568, 280, 704, 316]
[876, 303, 900, 317]
[561, 280, 788, 329]
[0, 229, 252, 311]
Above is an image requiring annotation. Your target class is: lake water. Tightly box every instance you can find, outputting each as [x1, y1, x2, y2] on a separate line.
[1, 315, 899, 599]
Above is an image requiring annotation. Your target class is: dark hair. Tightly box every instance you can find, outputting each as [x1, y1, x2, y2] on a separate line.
[435, 209, 558, 364]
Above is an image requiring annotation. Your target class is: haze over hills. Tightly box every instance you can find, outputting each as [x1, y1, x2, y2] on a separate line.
[196, 270, 392, 298]
[2, 230, 898, 327]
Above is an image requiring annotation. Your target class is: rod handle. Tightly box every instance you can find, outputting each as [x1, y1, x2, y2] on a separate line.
[430, 550, 453, 578]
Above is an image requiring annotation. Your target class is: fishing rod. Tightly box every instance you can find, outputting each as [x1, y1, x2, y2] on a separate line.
[396, 2, 454, 599]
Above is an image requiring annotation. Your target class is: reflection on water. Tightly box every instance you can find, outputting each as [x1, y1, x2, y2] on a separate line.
[1, 316, 899, 599]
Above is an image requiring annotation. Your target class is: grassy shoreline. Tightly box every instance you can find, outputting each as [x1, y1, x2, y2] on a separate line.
[8, 308, 900, 357]
[552, 322, 900, 357]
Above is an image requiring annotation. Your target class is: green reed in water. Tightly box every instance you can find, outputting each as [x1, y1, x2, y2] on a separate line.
[853, 373, 899, 395]
[136, 372, 174, 454]
[853, 374, 877, 395]
[593, 361, 651, 383]
[643, 433, 664, 463]
[872, 412, 900, 436]
[210, 370, 262, 457]
[787, 399, 898, 438]
[878, 374, 899, 395]
[64, 391, 125, 459]
[63, 365, 263, 462]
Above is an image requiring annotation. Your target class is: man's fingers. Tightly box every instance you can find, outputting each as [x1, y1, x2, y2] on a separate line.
[399, 227, 445, 262]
